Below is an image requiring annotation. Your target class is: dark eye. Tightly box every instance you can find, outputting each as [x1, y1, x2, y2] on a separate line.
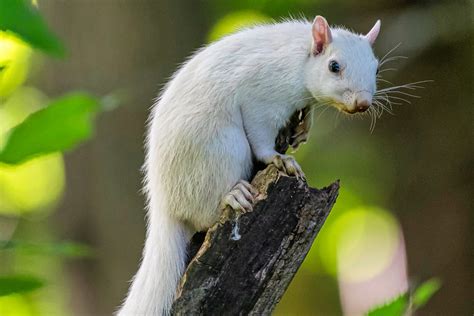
[376, 66, 380, 75]
[329, 60, 340, 73]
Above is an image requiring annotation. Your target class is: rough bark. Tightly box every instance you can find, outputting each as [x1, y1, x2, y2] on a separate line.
[171, 108, 339, 315]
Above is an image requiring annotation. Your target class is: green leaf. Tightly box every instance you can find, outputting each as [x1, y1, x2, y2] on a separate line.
[366, 293, 409, 316]
[0, 0, 65, 56]
[0, 240, 94, 258]
[0, 92, 100, 164]
[0, 275, 44, 296]
[412, 278, 441, 309]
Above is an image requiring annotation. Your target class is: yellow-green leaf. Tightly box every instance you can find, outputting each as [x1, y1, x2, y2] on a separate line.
[0, 93, 100, 164]
[412, 278, 441, 309]
[366, 293, 408, 316]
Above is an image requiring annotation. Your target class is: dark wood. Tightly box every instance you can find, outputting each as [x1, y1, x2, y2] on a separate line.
[172, 107, 339, 315]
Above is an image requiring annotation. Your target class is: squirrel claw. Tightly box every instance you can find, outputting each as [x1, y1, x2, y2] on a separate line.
[220, 180, 257, 213]
[271, 154, 306, 181]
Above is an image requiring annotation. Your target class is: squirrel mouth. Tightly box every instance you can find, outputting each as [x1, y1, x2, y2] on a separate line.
[342, 108, 359, 114]
[330, 101, 356, 114]
[315, 97, 361, 115]
[332, 102, 365, 115]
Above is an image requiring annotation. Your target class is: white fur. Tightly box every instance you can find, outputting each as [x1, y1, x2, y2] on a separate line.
[119, 18, 379, 316]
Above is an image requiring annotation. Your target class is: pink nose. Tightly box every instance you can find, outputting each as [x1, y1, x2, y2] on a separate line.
[355, 99, 370, 112]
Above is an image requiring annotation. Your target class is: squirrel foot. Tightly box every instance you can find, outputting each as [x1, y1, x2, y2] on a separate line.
[271, 154, 306, 181]
[220, 180, 258, 213]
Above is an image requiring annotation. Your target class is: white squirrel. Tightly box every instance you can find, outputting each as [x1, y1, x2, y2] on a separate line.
[119, 15, 381, 316]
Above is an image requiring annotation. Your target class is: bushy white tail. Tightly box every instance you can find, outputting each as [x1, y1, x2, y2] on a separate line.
[118, 208, 190, 316]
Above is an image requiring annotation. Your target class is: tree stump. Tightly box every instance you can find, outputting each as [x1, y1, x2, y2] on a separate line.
[171, 108, 339, 315]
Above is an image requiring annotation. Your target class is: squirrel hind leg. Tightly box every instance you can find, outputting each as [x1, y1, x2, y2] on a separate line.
[220, 180, 258, 213]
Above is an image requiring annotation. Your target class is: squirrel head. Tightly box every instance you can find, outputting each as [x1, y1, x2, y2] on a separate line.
[304, 16, 381, 114]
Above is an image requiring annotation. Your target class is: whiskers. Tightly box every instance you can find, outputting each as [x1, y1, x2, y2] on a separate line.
[370, 43, 433, 132]
[372, 80, 432, 132]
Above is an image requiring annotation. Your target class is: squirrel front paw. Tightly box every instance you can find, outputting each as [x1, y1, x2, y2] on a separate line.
[220, 180, 258, 213]
[269, 154, 306, 181]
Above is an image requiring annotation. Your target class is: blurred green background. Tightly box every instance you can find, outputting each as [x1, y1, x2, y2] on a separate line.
[0, 0, 471, 315]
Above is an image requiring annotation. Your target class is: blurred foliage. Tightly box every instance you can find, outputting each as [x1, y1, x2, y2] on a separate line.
[0, 1, 110, 314]
[412, 278, 441, 309]
[0, 87, 48, 142]
[366, 293, 408, 316]
[0, 93, 100, 164]
[366, 278, 441, 316]
[0, 275, 44, 297]
[0, 87, 64, 216]
[0, 240, 93, 258]
[0, 0, 65, 57]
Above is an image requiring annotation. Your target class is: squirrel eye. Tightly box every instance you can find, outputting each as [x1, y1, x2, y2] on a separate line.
[329, 60, 340, 73]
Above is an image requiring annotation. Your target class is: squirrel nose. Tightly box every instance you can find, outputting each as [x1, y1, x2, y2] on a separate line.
[355, 99, 371, 112]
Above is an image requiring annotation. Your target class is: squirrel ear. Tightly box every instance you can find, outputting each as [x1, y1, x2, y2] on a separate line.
[365, 20, 381, 45]
[312, 16, 332, 55]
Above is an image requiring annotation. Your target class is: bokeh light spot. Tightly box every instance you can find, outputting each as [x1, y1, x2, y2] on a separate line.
[0, 154, 65, 215]
[335, 206, 399, 283]
[0, 32, 32, 98]
[0, 294, 36, 316]
[208, 10, 271, 42]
